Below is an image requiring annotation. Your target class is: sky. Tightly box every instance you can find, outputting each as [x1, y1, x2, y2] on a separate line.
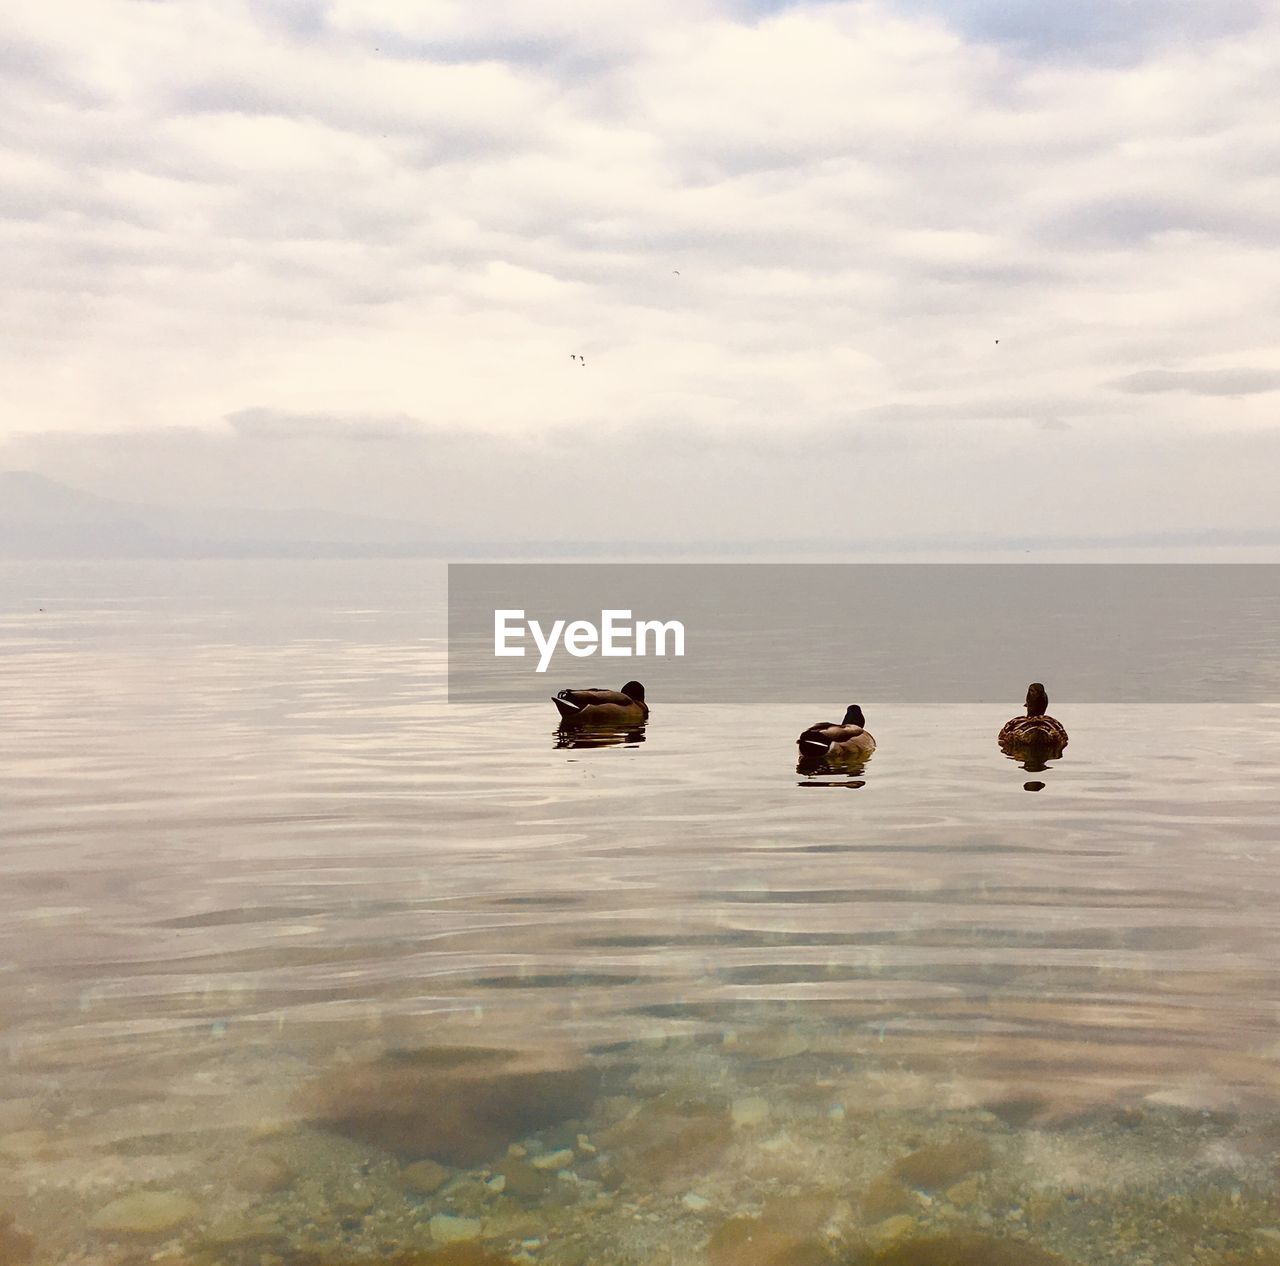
[2, 0, 1279, 545]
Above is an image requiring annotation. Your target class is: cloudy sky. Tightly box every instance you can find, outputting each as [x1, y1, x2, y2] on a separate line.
[3, 0, 1279, 545]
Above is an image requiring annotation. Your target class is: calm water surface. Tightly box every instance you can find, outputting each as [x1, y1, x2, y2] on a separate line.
[1, 561, 1279, 1266]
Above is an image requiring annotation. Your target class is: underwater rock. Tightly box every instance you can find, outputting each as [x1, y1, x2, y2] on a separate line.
[706, 1215, 836, 1266]
[250, 1117, 293, 1140]
[759, 1192, 840, 1232]
[864, 1232, 1074, 1265]
[429, 1214, 483, 1244]
[199, 1213, 287, 1247]
[88, 1190, 201, 1236]
[943, 1177, 982, 1208]
[335, 1188, 376, 1216]
[402, 1158, 452, 1194]
[982, 1097, 1049, 1128]
[890, 1138, 994, 1190]
[862, 1174, 916, 1221]
[865, 1216, 918, 1248]
[496, 1157, 551, 1200]
[1144, 1084, 1244, 1121]
[298, 1045, 600, 1165]
[733, 1096, 772, 1128]
[233, 1150, 295, 1193]
[1, 1212, 35, 1265]
[530, 1147, 575, 1170]
[598, 1093, 733, 1187]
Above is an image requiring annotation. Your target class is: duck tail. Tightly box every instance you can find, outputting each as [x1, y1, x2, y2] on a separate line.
[553, 691, 583, 720]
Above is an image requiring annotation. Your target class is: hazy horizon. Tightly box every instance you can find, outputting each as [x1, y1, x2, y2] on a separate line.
[7, 467, 1280, 560]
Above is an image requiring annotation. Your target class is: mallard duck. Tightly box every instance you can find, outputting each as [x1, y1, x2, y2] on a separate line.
[552, 681, 647, 727]
[797, 705, 876, 761]
[998, 683, 1068, 758]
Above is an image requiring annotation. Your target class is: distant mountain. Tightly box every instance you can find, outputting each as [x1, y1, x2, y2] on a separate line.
[3, 470, 1279, 559]
[0, 471, 445, 557]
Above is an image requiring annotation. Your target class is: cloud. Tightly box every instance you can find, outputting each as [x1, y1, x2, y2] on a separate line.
[1111, 368, 1280, 397]
[226, 408, 432, 441]
[887, 0, 1268, 61]
[1043, 194, 1275, 249]
[0, 0, 1278, 546]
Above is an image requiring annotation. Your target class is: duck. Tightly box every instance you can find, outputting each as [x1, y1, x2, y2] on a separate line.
[552, 681, 648, 727]
[998, 683, 1068, 758]
[797, 705, 876, 762]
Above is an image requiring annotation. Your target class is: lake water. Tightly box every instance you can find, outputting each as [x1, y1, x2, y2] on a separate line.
[2, 560, 1279, 1266]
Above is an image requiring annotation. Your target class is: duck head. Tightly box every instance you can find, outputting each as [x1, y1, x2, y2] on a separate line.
[1025, 683, 1048, 717]
[621, 681, 646, 702]
[842, 704, 866, 727]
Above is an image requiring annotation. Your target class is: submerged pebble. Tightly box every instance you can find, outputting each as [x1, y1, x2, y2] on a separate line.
[733, 1096, 772, 1128]
[200, 1212, 287, 1246]
[429, 1214, 483, 1244]
[706, 1214, 834, 1266]
[866, 1214, 919, 1247]
[863, 1175, 917, 1221]
[234, 1150, 296, 1193]
[498, 1157, 552, 1200]
[890, 1137, 995, 1190]
[944, 1176, 983, 1208]
[88, 1190, 201, 1236]
[402, 1159, 452, 1194]
[530, 1147, 575, 1171]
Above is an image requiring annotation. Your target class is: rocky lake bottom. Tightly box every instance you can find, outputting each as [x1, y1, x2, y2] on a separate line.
[4, 1020, 1280, 1266]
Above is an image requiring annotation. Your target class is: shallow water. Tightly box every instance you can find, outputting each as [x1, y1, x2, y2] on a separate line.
[2, 560, 1279, 1266]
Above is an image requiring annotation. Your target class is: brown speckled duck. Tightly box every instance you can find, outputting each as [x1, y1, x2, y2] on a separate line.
[998, 683, 1068, 759]
[552, 681, 648, 727]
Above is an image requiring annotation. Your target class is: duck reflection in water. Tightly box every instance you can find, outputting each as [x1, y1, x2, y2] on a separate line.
[795, 704, 874, 787]
[554, 726, 646, 750]
[998, 682, 1068, 790]
[552, 681, 648, 749]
